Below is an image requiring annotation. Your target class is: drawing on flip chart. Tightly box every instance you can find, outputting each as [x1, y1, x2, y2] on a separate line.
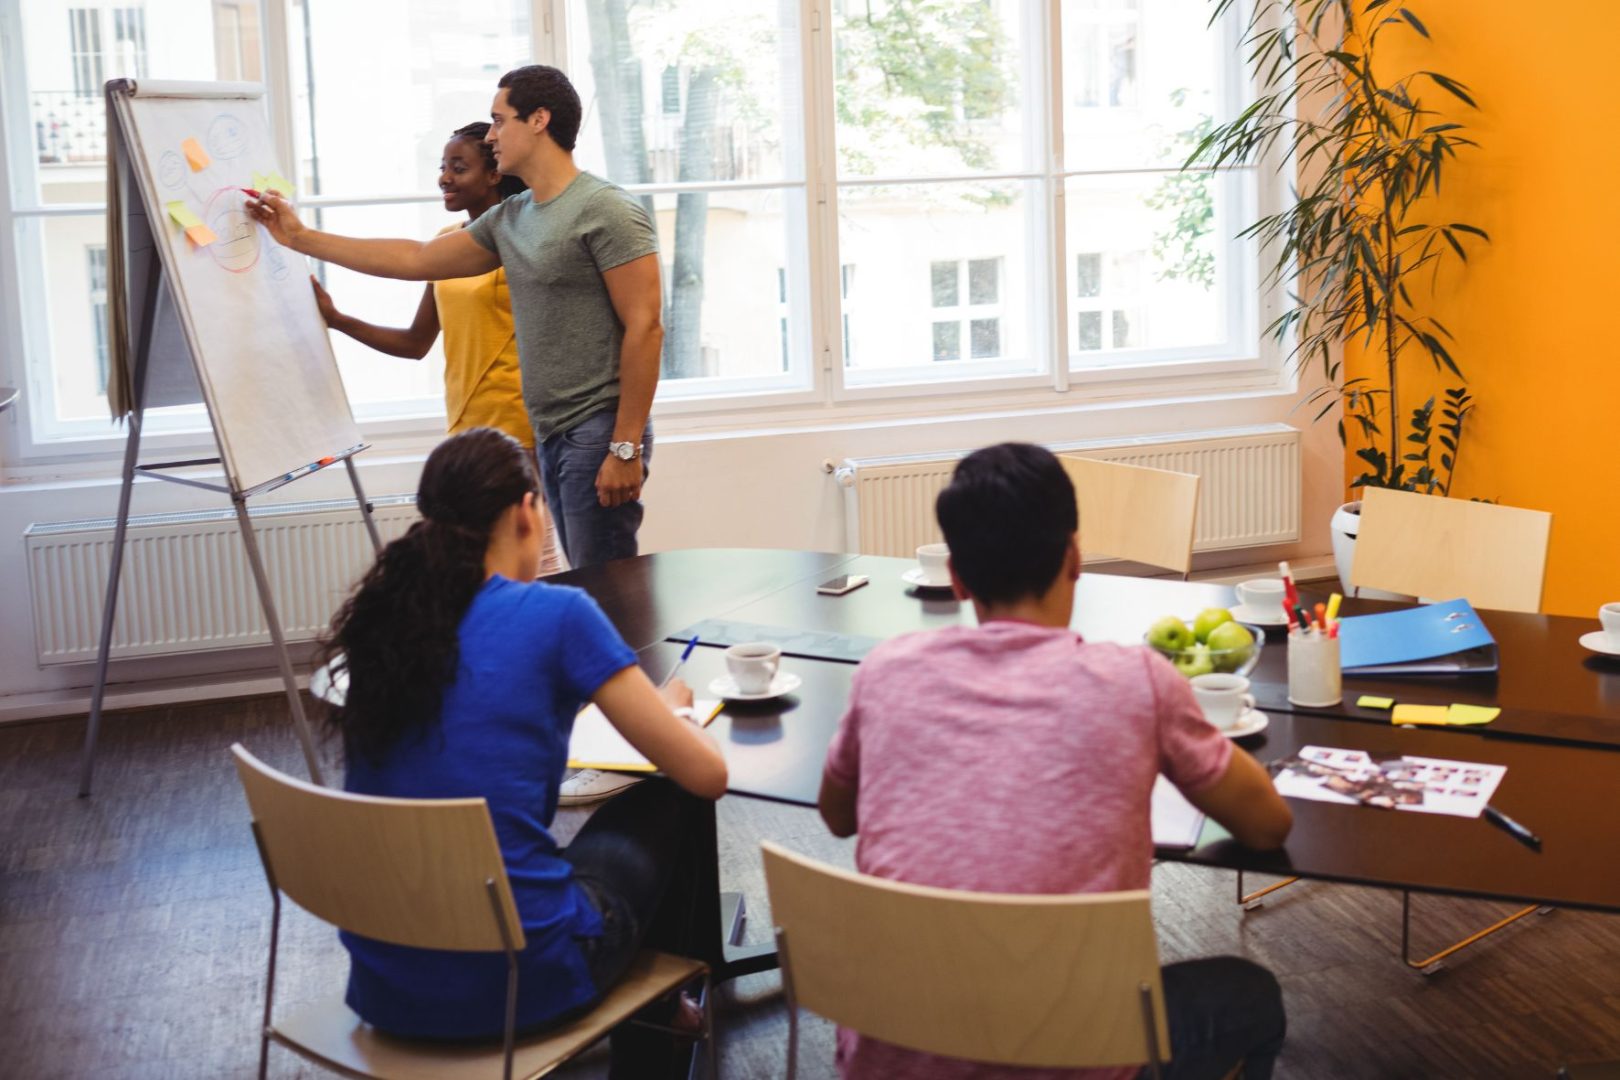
[158, 150, 185, 188]
[206, 113, 248, 159]
[204, 188, 260, 273]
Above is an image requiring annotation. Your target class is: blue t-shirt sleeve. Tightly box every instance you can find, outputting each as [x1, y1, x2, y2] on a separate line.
[556, 590, 638, 700]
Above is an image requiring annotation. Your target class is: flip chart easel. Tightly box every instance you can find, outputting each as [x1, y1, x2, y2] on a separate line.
[79, 79, 381, 795]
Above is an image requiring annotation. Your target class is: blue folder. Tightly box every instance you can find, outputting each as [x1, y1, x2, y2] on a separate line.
[1336, 598, 1499, 675]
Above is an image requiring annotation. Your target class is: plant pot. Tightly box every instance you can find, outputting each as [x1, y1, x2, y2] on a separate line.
[1330, 500, 1414, 601]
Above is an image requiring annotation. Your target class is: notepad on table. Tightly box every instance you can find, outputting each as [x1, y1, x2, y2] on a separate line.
[1152, 775, 1206, 849]
[567, 699, 722, 772]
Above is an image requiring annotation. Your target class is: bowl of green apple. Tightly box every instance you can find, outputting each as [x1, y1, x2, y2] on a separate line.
[1144, 608, 1263, 679]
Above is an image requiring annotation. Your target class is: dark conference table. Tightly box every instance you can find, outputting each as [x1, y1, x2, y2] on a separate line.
[552, 549, 1620, 973]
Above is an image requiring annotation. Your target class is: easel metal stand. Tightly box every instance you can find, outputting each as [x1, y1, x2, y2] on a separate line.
[76, 417, 380, 796]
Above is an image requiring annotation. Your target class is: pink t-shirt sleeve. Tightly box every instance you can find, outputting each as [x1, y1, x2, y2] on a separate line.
[1147, 651, 1233, 796]
[824, 668, 863, 787]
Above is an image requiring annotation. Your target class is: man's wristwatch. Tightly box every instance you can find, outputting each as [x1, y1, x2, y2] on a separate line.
[607, 440, 642, 461]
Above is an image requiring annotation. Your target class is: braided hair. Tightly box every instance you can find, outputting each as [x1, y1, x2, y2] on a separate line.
[319, 428, 539, 765]
[453, 121, 528, 200]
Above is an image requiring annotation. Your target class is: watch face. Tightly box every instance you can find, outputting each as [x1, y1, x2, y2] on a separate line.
[613, 442, 635, 460]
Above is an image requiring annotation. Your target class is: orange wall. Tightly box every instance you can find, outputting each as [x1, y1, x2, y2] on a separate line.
[1342, 2, 1620, 617]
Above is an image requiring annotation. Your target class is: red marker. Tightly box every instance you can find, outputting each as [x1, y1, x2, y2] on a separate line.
[240, 187, 261, 199]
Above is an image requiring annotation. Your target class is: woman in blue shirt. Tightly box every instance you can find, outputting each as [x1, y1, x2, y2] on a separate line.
[319, 427, 726, 1076]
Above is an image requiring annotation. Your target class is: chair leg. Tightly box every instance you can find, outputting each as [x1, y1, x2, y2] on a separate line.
[250, 823, 279, 1080]
[1400, 889, 1551, 972]
[1138, 982, 1163, 1080]
[776, 928, 797, 1080]
[703, 971, 718, 1079]
[1236, 869, 1300, 909]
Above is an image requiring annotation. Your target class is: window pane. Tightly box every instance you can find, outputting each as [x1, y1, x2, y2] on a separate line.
[293, 1, 531, 198]
[565, 0, 802, 186]
[20, 214, 117, 423]
[970, 317, 1000, 359]
[1063, 0, 1225, 171]
[834, 0, 1025, 178]
[643, 187, 808, 386]
[1066, 171, 1242, 363]
[839, 180, 1037, 382]
[968, 257, 999, 304]
[21, 3, 264, 207]
[930, 261, 959, 308]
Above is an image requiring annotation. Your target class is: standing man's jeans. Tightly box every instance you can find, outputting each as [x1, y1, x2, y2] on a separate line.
[1141, 957, 1287, 1079]
[535, 408, 653, 570]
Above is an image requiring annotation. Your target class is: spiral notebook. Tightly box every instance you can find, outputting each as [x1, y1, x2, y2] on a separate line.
[567, 699, 723, 773]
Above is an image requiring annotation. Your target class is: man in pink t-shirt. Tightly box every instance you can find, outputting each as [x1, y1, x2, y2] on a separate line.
[820, 442, 1293, 1080]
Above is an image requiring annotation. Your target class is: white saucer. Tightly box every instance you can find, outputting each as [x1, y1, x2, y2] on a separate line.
[709, 671, 803, 701]
[1218, 709, 1269, 739]
[1228, 604, 1290, 628]
[901, 567, 953, 590]
[1579, 631, 1620, 657]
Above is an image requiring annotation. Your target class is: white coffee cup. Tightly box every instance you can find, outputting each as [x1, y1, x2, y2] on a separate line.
[1235, 578, 1287, 618]
[916, 543, 951, 587]
[1190, 673, 1255, 730]
[1601, 603, 1620, 647]
[726, 642, 782, 695]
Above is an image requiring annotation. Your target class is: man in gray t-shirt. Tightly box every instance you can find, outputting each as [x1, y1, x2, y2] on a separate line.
[247, 65, 664, 570]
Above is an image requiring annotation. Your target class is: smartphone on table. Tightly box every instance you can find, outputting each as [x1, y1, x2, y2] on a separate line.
[816, 574, 869, 596]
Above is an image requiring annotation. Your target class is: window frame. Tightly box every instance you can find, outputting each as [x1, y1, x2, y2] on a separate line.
[0, 0, 1290, 469]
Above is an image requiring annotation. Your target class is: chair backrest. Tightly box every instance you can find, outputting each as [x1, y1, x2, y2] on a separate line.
[760, 841, 1168, 1069]
[1060, 455, 1200, 574]
[231, 743, 524, 952]
[1351, 487, 1552, 614]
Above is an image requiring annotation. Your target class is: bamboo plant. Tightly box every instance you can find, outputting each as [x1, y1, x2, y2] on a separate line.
[1191, 0, 1487, 495]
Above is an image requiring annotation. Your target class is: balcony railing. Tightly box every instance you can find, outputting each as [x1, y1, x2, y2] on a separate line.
[33, 91, 107, 164]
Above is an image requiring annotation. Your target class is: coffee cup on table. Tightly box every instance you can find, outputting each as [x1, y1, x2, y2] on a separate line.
[1190, 673, 1255, 731]
[726, 642, 781, 695]
[1235, 578, 1288, 619]
[1601, 603, 1620, 647]
[916, 543, 951, 587]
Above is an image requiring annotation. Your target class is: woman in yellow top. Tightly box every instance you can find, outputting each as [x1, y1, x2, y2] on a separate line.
[313, 122, 560, 574]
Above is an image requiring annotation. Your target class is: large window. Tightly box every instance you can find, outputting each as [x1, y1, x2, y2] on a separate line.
[1, 0, 1269, 453]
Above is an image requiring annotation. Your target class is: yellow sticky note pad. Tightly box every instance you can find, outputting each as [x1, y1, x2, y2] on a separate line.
[1447, 704, 1500, 726]
[181, 137, 210, 171]
[1357, 695, 1396, 710]
[1392, 704, 1450, 726]
[184, 223, 218, 247]
[166, 200, 202, 228]
[255, 168, 295, 195]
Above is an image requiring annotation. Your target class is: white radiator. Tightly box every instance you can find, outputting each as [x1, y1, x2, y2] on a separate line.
[25, 496, 420, 666]
[836, 424, 1302, 559]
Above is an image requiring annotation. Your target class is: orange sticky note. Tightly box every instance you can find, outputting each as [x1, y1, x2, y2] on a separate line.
[1391, 704, 1450, 726]
[184, 223, 218, 247]
[181, 137, 210, 171]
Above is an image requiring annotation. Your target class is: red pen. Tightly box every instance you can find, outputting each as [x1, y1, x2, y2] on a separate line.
[240, 187, 261, 199]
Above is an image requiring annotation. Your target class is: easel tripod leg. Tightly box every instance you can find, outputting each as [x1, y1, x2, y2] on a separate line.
[231, 497, 325, 786]
[343, 456, 382, 555]
[78, 412, 144, 797]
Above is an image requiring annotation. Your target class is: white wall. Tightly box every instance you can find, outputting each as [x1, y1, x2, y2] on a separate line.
[0, 386, 1342, 714]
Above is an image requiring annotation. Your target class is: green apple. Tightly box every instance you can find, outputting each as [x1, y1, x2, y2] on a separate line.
[1147, 616, 1193, 653]
[1192, 607, 1234, 644]
[1173, 644, 1215, 678]
[1206, 621, 1255, 672]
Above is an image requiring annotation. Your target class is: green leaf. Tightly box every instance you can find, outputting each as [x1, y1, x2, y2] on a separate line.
[1398, 8, 1430, 37]
[1423, 71, 1478, 108]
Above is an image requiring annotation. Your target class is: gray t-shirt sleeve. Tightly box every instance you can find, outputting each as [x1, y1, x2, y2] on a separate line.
[465, 197, 507, 253]
[581, 188, 659, 272]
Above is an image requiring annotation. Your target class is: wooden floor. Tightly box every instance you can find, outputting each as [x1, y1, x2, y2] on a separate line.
[6, 696, 1620, 1078]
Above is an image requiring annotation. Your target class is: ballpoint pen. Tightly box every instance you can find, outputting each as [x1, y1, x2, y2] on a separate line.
[1484, 804, 1543, 851]
[659, 634, 700, 689]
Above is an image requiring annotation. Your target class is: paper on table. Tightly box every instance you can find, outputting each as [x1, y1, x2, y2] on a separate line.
[1151, 775, 1206, 849]
[1272, 745, 1504, 818]
[568, 699, 722, 773]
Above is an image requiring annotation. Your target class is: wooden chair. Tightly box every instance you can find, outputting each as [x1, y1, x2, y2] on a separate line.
[1059, 455, 1201, 577]
[759, 840, 1169, 1079]
[232, 744, 713, 1080]
[1351, 487, 1553, 614]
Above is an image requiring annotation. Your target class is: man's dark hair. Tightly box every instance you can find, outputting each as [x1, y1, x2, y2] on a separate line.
[934, 443, 1079, 606]
[497, 65, 582, 151]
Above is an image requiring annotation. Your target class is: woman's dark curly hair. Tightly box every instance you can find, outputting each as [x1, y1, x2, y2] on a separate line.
[319, 428, 538, 765]
[452, 121, 527, 200]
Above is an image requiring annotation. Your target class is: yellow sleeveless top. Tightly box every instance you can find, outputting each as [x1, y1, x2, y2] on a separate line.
[433, 223, 532, 447]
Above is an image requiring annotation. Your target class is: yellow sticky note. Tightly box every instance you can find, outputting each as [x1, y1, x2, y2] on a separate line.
[255, 168, 295, 195]
[1447, 704, 1500, 726]
[181, 137, 210, 171]
[1392, 704, 1450, 726]
[166, 200, 202, 228]
[184, 223, 218, 247]
[1357, 695, 1396, 710]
